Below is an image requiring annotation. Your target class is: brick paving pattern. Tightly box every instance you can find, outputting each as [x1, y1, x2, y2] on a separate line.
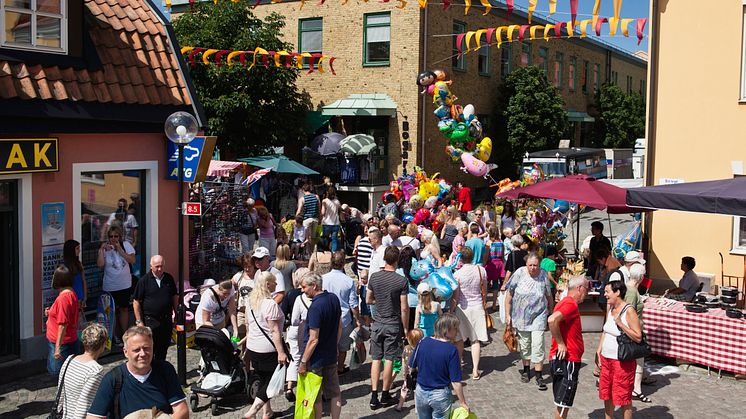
[1, 316, 744, 419]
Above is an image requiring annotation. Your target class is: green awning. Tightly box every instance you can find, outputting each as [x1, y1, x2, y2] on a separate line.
[321, 93, 398, 117]
[304, 111, 332, 134]
[567, 111, 596, 123]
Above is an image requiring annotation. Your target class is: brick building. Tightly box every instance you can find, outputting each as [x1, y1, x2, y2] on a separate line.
[173, 0, 646, 201]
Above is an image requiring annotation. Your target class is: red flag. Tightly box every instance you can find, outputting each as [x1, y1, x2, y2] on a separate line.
[636, 18, 648, 45]
[243, 168, 272, 186]
[594, 17, 608, 36]
[506, 0, 513, 18]
[570, 0, 578, 25]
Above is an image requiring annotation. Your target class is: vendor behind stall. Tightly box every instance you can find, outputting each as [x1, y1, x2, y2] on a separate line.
[664, 257, 700, 302]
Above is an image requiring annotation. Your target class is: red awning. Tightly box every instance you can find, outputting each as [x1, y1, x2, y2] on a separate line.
[207, 160, 244, 177]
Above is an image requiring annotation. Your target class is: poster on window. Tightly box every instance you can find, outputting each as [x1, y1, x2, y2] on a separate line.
[41, 244, 64, 332]
[41, 202, 65, 246]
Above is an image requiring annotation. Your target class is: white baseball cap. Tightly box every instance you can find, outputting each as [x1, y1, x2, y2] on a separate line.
[624, 251, 646, 265]
[252, 247, 270, 259]
[417, 282, 431, 295]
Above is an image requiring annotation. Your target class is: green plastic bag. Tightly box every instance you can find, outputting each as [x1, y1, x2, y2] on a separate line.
[295, 372, 323, 419]
[450, 406, 477, 419]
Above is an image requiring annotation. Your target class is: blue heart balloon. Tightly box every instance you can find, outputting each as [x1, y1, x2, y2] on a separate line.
[410, 257, 435, 281]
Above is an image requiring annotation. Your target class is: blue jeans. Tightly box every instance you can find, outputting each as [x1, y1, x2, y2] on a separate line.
[322, 224, 340, 252]
[47, 340, 80, 375]
[415, 385, 453, 419]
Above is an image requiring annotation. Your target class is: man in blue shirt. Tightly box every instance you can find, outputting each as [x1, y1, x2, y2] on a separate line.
[322, 251, 361, 374]
[299, 272, 343, 419]
[87, 326, 187, 419]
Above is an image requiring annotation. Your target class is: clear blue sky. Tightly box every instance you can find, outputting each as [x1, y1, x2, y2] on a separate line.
[526, 0, 651, 54]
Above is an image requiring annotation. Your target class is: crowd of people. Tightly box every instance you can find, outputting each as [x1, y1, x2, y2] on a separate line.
[45, 180, 684, 419]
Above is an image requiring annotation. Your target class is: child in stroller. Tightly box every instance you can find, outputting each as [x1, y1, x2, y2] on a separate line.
[189, 326, 260, 416]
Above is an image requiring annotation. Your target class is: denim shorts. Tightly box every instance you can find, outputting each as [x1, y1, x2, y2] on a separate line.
[415, 385, 453, 419]
[47, 340, 80, 376]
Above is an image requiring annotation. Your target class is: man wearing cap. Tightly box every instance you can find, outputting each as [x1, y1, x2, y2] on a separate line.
[252, 247, 286, 304]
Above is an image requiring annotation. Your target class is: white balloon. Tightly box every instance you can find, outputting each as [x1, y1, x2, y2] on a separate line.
[463, 104, 475, 119]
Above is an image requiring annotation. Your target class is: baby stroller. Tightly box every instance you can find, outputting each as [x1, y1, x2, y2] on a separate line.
[189, 326, 260, 415]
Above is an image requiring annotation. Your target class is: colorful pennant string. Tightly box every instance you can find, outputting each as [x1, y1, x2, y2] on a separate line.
[180, 46, 337, 75]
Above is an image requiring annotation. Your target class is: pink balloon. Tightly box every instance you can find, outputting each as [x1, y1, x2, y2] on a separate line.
[460, 153, 489, 177]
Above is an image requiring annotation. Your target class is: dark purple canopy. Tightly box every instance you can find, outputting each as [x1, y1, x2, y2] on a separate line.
[626, 177, 746, 217]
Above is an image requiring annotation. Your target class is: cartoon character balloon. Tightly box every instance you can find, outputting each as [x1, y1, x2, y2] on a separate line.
[410, 257, 435, 281]
[474, 137, 492, 162]
[460, 153, 498, 178]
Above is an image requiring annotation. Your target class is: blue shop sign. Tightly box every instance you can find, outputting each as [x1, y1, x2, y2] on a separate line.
[166, 137, 206, 182]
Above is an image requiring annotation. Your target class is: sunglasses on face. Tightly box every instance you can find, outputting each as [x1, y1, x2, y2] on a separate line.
[109, 235, 120, 238]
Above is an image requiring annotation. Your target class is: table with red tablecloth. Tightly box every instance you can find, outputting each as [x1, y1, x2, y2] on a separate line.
[642, 298, 746, 375]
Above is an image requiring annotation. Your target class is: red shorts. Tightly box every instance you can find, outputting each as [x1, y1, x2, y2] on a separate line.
[598, 355, 635, 406]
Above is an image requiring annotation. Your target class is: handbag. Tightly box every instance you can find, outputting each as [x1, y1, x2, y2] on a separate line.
[502, 325, 518, 352]
[616, 305, 652, 362]
[48, 355, 73, 419]
[250, 307, 293, 362]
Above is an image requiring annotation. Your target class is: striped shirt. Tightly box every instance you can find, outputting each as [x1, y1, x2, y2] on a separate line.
[356, 237, 373, 270]
[58, 356, 105, 419]
[302, 194, 320, 220]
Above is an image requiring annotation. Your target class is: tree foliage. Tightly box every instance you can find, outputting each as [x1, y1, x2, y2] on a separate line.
[173, 1, 310, 158]
[492, 66, 567, 177]
[594, 83, 646, 148]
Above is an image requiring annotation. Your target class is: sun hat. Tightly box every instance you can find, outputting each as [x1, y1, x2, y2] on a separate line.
[252, 247, 270, 259]
[417, 282, 431, 295]
[624, 251, 646, 265]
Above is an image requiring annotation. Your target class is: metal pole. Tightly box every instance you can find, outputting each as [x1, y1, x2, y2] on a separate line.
[176, 143, 187, 385]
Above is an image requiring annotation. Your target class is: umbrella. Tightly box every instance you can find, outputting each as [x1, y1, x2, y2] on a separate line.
[340, 134, 377, 155]
[626, 177, 746, 217]
[498, 175, 646, 255]
[238, 155, 319, 175]
[310, 132, 344, 156]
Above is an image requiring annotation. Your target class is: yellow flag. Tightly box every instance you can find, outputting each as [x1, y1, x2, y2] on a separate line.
[475, 29, 487, 49]
[579, 19, 592, 38]
[544, 24, 555, 41]
[507, 25, 520, 43]
[418, 0, 427, 7]
[529, 25, 544, 41]
[548, 0, 556, 15]
[464, 0, 471, 14]
[496, 26, 507, 48]
[165, 0, 171, 9]
[608, 17, 619, 36]
[592, 0, 600, 27]
[614, 0, 622, 20]
[180, 46, 194, 54]
[226, 50, 243, 66]
[317, 55, 327, 74]
[479, 0, 491, 15]
[621, 18, 633, 37]
[202, 49, 219, 65]
[567, 21, 576, 38]
[249, 47, 269, 71]
[465, 31, 476, 51]
[528, 0, 537, 23]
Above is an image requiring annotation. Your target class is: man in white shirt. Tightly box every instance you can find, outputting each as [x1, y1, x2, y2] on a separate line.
[252, 247, 286, 304]
[382, 224, 403, 249]
[367, 229, 386, 277]
[323, 251, 361, 373]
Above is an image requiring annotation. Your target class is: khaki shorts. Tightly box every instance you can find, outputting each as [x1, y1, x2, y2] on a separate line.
[517, 329, 546, 364]
[314, 363, 341, 399]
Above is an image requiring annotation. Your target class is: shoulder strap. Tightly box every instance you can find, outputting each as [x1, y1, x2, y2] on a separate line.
[112, 365, 123, 419]
[300, 295, 310, 310]
[250, 306, 275, 348]
[209, 287, 227, 313]
[52, 355, 74, 414]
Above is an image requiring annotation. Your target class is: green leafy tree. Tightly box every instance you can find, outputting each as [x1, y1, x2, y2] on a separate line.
[173, 2, 310, 158]
[492, 66, 567, 177]
[594, 83, 646, 148]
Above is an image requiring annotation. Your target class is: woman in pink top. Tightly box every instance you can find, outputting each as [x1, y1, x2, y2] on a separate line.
[46, 265, 80, 375]
[450, 247, 488, 380]
[257, 206, 277, 258]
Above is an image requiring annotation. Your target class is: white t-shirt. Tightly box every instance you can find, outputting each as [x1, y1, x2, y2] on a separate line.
[246, 298, 285, 353]
[382, 235, 403, 248]
[287, 294, 312, 341]
[195, 287, 235, 328]
[322, 198, 341, 225]
[231, 271, 255, 310]
[102, 241, 136, 292]
[400, 236, 421, 251]
[107, 213, 139, 244]
[368, 245, 386, 276]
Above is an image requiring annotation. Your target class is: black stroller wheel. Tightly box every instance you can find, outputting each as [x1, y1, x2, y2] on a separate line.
[189, 393, 198, 411]
[210, 397, 219, 416]
[247, 373, 262, 403]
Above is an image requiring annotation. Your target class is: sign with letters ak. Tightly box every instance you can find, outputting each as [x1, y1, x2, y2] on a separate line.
[0, 138, 59, 175]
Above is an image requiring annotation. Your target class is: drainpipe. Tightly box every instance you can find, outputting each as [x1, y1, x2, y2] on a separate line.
[642, 0, 661, 256]
[419, 6, 428, 168]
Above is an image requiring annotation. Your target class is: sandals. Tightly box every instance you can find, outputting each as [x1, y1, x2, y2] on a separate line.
[472, 372, 481, 380]
[632, 391, 652, 403]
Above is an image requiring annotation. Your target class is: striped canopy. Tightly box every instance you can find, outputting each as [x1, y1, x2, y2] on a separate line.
[340, 134, 377, 155]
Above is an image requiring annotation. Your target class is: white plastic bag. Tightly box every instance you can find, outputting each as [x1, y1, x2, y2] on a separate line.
[498, 291, 507, 324]
[266, 364, 287, 399]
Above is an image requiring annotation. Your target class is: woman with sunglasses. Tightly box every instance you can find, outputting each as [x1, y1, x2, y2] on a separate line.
[96, 225, 136, 344]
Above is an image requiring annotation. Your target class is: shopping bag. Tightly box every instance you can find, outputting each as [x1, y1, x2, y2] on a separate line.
[266, 364, 287, 399]
[295, 372, 323, 419]
[497, 291, 507, 324]
[450, 406, 478, 419]
[502, 326, 518, 353]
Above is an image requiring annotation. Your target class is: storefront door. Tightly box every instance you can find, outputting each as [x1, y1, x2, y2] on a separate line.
[0, 181, 20, 358]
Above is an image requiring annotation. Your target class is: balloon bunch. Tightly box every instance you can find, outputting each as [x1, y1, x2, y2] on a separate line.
[416, 69, 497, 178]
[409, 256, 460, 300]
[379, 167, 455, 230]
[521, 163, 545, 186]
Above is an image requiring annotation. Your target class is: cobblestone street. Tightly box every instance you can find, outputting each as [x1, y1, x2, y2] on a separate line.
[1, 317, 744, 419]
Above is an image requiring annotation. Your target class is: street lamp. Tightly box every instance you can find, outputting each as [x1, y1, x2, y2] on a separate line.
[164, 111, 198, 385]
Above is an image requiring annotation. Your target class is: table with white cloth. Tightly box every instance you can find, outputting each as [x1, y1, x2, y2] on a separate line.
[643, 297, 746, 375]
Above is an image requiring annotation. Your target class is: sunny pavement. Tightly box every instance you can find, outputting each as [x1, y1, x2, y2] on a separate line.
[1, 314, 744, 419]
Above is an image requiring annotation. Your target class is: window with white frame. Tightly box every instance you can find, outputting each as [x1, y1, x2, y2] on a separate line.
[733, 174, 746, 254]
[1, 0, 66, 53]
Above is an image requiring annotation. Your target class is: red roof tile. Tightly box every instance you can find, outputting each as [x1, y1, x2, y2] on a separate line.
[0, 0, 193, 109]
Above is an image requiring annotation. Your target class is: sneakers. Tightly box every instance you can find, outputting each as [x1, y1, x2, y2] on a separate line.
[369, 394, 381, 410]
[536, 376, 547, 391]
[380, 392, 397, 406]
[520, 369, 530, 383]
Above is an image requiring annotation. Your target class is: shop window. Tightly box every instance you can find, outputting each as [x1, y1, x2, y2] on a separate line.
[1, 0, 66, 53]
[79, 170, 145, 308]
[554, 52, 563, 88]
[500, 43, 512, 80]
[520, 42, 531, 66]
[538, 47, 548, 75]
[363, 12, 390, 66]
[298, 18, 322, 68]
[452, 20, 466, 72]
[569, 56, 577, 92]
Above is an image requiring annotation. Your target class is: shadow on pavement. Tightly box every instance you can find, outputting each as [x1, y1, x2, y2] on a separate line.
[588, 405, 674, 419]
[0, 400, 54, 418]
[357, 404, 415, 419]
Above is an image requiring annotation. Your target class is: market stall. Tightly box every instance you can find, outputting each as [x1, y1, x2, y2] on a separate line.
[643, 298, 746, 376]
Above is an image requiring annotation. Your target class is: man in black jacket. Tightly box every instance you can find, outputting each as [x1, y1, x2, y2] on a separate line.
[133, 255, 178, 360]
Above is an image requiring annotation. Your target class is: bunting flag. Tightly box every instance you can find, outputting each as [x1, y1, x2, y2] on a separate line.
[594, 17, 608, 36]
[528, 0, 537, 23]
[548, 0, 557, 16]
[180, 46, 338, 75]
[506, 0, 514, 18]
[614, 0, 623, 21]
[592, 0, 601, 27]
[636, 17, 647, 45]
[570, 0, 578, 25]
